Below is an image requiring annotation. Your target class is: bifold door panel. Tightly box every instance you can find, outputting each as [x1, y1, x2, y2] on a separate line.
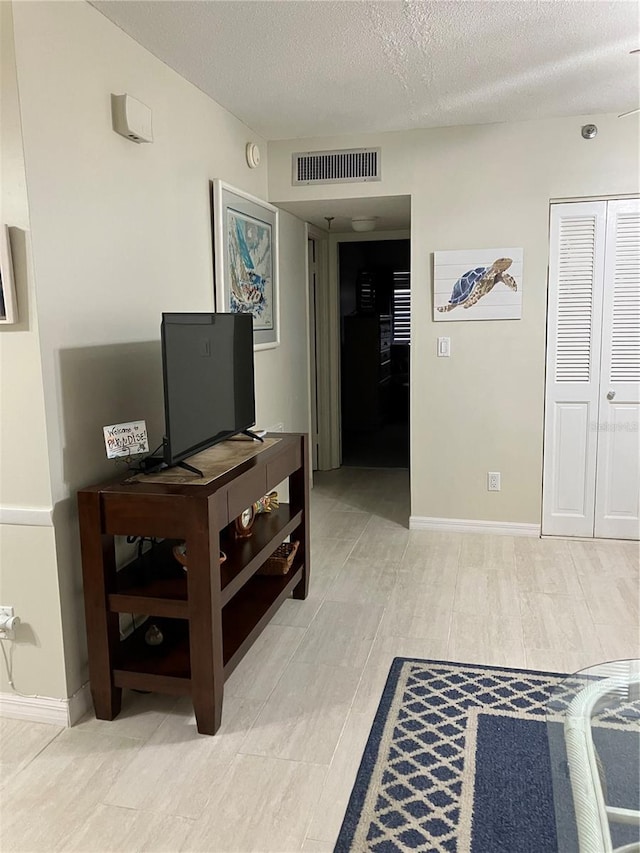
[543, 199, 640, 540]
[594, 200, 640, 539]
[543, 202, 606, 537]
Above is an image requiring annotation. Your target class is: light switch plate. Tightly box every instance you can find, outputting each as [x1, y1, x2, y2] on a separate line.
[437, 337, 451, 357]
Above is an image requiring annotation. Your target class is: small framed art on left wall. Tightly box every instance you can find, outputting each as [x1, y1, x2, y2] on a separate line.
[0, 225, 18, 324]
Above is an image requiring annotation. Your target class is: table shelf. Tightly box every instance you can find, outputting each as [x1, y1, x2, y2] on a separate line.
[109, 540, 187, 617]
[110, 564, 304, 694]
[220, 505, 302, 605]
[113, 617, 191, 694]
[107, 505, 303, 618]
[222, 564, 304, 675]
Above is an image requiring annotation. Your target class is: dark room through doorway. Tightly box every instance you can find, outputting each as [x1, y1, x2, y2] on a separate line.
[340, 238, 410, 468]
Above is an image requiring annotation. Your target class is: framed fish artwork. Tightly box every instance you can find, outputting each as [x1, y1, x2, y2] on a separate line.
[211, 181, 279, 349]
[433, 248, 523, 321]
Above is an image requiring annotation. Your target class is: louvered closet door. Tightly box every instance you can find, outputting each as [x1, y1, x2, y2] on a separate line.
[594, 199, 640, 539]
[542, 202, 607, 536]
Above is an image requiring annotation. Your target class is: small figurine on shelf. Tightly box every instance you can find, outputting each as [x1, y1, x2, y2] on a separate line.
[232, 491, 279, 540]
[254, 491, 279, 514]
[144, 623, 164, 646]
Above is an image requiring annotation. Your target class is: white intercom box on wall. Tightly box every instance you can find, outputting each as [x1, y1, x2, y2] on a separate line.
[111, 93, 153, 144]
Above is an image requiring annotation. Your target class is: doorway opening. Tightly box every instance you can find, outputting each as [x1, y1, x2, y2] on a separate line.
[339, 238, 410, 468]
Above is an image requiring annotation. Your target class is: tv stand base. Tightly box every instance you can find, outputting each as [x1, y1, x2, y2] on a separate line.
[138, 457, 203, 477]
[176, 460, 204, 477]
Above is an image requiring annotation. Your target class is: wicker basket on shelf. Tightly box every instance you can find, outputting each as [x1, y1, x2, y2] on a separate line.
[257, 540, 299, 576]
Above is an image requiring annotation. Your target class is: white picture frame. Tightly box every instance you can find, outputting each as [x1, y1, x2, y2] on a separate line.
[433, 247, 523, 321]
[211, 180, 279, 350]
[0, 225, 18, 325]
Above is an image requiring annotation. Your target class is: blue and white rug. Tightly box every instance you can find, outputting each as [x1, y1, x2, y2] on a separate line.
[335, 658, 639, 853]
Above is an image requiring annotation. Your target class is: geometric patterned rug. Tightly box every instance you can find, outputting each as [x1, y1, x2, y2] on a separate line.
[334, 658, 640, 853]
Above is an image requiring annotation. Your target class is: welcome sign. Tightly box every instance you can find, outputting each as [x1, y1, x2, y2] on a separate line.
[103, 420, 149, 459]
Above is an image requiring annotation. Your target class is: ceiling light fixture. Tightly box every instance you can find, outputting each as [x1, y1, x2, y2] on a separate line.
[351, 217, 377, 232]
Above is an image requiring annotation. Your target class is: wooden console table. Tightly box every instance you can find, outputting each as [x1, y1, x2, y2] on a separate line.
[77, 433, 309, 735]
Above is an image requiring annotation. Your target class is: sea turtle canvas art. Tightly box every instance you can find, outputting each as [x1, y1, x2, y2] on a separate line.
[437, 258, 517, 312]
[434, 249, 523, 321]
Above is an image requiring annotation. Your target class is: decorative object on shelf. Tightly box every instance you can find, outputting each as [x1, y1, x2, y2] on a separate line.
[103, 419, 149, 459]
[257, 540, 299, 576]
[172, 542, 227, 570]
[254, 491, 279, 514]
[144, 623, 164, 646]
[211, 180, 279, 350]
[434, 248, 523, 321]
[233, 505, 256, 539]
[0, 225, 18, 325]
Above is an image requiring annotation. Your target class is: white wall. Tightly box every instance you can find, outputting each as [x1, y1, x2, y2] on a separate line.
[0, 2, 67, 698]
[7, 0, 309, 700]
[255, 209, 311, 437]
[268, 117, 640, 526]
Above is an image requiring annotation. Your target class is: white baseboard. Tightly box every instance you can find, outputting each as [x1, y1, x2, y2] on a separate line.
[409, 516, 540, 537]
[0, 505, 53, 526]
[68, 681, 92, 725]
[0, 682, 91, 727]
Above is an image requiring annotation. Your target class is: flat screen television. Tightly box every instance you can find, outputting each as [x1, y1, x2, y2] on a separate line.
[160, 312, 255, 470]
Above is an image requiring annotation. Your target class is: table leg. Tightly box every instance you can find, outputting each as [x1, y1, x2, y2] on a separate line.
[291, 434, 310, 601]
[92, 686, 122, 720]
[186, 496, 224, 735]
[78, 491, 122, 720]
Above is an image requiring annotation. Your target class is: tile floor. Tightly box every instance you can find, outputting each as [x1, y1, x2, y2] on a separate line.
[1, 467, 639, 852]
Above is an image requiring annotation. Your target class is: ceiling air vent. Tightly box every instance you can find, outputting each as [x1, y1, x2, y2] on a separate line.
[292, 148, 381, 185]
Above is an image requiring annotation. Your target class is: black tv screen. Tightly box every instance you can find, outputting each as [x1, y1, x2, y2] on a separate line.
[161, 312, 255, 466]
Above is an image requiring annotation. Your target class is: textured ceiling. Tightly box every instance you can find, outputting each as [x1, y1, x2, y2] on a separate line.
[92, 0, 639, 140]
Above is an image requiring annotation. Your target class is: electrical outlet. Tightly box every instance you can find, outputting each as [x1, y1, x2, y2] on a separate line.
[269, 423, 285, 433]
[0, 606, 20, 639]
[487, 472, 501, 492]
